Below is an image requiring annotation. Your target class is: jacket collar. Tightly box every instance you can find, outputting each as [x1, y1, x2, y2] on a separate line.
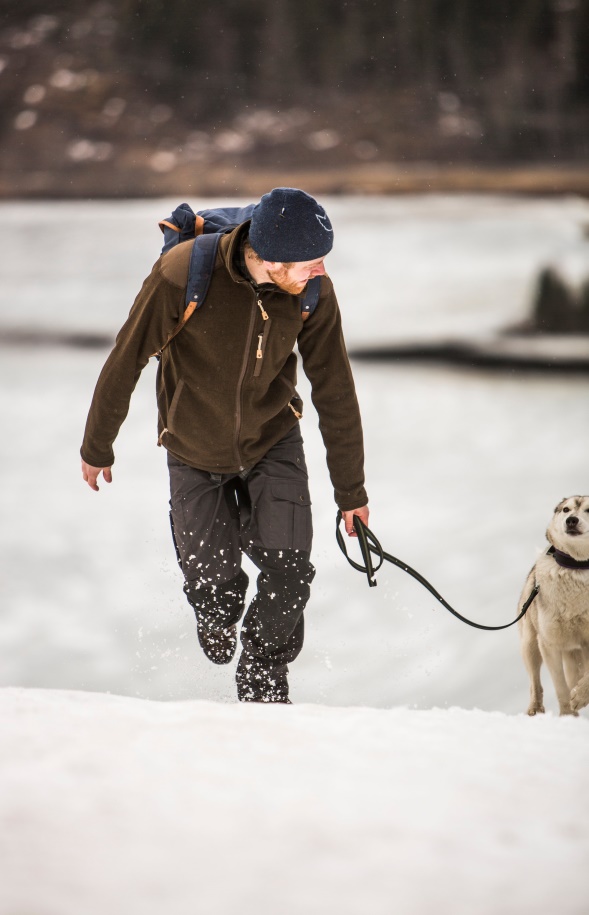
[219, 221, 252, 285]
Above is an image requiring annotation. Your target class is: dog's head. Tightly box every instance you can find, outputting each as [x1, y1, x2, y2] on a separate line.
[547, 496, 589, 560]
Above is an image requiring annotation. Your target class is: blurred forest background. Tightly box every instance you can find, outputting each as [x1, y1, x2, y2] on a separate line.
[1, 0, 588, 196]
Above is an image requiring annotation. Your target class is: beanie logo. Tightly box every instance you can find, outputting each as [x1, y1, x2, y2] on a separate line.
[316, 213, 333, 233]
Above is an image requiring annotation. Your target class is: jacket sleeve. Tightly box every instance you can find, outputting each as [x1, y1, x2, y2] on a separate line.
[297, 276, 368, 511]
[80, 259, 184, 468]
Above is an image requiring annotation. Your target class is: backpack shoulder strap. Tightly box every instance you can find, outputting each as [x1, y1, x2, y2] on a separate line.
[152, 234, 222, 358]
[300, 275, 322, 321]
[185, 232, 222, 308]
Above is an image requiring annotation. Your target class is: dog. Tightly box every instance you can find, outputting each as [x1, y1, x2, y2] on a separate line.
[518, 495, 589, 716]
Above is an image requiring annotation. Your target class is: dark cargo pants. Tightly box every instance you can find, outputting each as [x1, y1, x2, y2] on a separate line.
[167, 425, 315, 700]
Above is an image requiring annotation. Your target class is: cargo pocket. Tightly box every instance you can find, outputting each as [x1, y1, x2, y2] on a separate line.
[265, 479, 312, 552]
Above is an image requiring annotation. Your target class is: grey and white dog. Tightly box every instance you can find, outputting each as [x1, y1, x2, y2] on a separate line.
[518, 496, 589, 716]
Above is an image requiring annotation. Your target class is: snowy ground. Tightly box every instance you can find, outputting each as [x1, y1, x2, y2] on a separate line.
[1, 688, 588, 915]
[1, 197, 588, 913]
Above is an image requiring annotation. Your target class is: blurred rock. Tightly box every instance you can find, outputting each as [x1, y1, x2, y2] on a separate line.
[533, 268, 577, 333]
[581, 279, 589, 328]
[532, 266, 589, 334]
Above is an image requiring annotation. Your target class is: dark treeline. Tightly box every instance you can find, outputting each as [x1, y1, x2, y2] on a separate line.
[1, 0, 588, 171]
[3, 0, 589, 109]
[119, 0, 587, 102]
[118, 0, 589, 158]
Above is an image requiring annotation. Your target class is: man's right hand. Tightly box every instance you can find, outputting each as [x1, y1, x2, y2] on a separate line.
[81, 461, 112, 492]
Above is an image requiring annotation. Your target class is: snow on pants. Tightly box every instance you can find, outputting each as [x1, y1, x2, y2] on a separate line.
[167, 424, 315, 671]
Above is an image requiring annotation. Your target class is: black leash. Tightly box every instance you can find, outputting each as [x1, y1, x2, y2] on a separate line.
[336, 512, 539, 632]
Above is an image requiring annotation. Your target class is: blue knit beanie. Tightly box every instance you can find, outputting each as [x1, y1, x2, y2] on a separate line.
[249, 187, 334, 263]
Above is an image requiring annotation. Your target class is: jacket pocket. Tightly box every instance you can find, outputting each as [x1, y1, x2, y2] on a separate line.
[167, 378, 185, 431]
[276, 373, 304, 418]
[158, 378, 186, 444]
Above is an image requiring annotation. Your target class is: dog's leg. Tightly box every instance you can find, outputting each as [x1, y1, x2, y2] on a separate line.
[570, 651, 589, 712]
[520, 625, 544, 715]
[570, 674, 589, 712]
[563, 649, 583, 691]
[539, 641, 578, 716]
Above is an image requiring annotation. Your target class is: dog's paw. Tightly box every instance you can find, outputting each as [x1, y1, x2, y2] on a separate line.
[527, 705, 545, 716]
[570, 681, 589, 712]
[559, 707, 579, 717]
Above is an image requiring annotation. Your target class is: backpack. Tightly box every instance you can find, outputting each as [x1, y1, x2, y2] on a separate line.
[154, 202, 322, 357]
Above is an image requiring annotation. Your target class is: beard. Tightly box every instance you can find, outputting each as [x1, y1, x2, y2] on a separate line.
[267, 266, 307, 295]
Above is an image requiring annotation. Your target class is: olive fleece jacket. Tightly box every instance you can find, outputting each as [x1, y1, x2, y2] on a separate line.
[81, 224, 368, 511]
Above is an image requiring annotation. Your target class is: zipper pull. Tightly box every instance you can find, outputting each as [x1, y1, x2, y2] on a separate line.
[256, 334, 263, 359]
[257, 299, 269, 321]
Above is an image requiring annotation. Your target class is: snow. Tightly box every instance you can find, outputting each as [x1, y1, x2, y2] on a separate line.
[1, 688, 588, 915]
[1, 197, 589, 912]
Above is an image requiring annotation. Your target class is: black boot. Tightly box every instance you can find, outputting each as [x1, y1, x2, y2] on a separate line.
[197, 621, 237, 665]
[186, 570, 248, 665]
[236, 653, 290, 703]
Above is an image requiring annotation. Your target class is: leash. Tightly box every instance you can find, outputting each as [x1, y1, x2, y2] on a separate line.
[335, 512, 539, 631]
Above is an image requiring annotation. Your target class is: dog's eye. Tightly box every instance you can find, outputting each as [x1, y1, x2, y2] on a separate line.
[562, 507, 570, 513]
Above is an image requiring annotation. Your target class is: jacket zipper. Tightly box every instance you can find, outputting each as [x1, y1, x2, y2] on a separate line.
[233, 295, 259, 470]
[253, 310, 271, 378]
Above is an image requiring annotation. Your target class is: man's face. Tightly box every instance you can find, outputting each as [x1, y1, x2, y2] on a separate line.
[266, 257, 326, 295]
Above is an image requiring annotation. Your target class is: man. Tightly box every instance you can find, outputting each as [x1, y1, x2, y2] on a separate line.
[81, 187, 368, 703]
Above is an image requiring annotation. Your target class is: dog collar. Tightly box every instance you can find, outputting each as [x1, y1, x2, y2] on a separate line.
[548, 546, 589, 570]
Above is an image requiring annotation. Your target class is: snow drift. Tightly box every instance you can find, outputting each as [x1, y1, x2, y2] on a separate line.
[1, 688, 588, 915]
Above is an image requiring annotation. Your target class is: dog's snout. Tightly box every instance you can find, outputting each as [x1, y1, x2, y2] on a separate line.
[566, 515, 579, 527]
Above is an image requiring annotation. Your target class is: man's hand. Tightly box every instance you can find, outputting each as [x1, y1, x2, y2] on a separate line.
[81, 460, 112, 492]
[341, 504, 369, 537]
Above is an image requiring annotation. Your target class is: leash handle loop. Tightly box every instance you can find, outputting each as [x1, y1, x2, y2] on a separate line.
[335, 511, 382, 586]
[353, 513, 383, 587]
